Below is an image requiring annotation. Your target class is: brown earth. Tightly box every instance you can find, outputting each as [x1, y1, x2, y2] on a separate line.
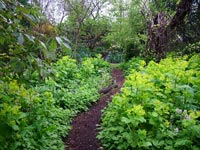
[64, 68, 125, 150]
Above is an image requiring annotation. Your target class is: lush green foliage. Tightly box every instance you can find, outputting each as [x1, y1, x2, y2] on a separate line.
[105, 50, 125, 63]
[98, 55, 200, 150]
[0, 1, 111, 149]
[46, 55, 111, 111]
[104, 0, 146, 60]
[0, 0, 70, 79]
[0, 56, 111, 149]
[0, 81, 72, 150]
[121, 57, 146, 75]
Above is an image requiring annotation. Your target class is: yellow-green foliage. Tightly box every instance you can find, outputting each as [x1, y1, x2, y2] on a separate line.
[0, 80, 72, 150]
[0, 56, 111, 150]
[98, 55, 200, 150]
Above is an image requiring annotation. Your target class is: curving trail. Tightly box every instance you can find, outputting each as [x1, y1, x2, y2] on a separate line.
[64, 68, 125, 150]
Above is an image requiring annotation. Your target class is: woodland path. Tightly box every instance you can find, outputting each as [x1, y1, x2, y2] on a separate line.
[64, 68, 125, 150]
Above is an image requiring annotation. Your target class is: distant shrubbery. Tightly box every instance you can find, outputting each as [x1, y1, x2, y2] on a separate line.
[182, 41, 200, 56]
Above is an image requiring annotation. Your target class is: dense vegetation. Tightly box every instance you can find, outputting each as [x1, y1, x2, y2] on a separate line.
[0, 0, 200, 149]
[98, 55, 200, 150]
[0, 55, 111, 149]
[0, 1, 111, 149]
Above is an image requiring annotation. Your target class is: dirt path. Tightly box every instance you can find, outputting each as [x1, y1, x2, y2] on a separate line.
[64, 68, 124, 150]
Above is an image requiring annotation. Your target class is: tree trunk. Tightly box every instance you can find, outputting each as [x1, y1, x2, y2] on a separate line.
[148, 12, 168, 62]
[148, 0, 193, 62]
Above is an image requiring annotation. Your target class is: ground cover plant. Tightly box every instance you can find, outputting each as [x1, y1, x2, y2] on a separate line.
[1, 0, 200, 149]
[98, 55, 200, 150]
[0, 55, 111, 150]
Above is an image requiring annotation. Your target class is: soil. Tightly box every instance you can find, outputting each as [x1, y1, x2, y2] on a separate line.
[64, 68, 125, 150]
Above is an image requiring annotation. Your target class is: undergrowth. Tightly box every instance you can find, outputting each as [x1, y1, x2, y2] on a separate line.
[0, 55, 111, 150]
[98, 55, 200, 150]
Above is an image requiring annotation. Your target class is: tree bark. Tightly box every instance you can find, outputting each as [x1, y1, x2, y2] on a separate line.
[148, 12, 168, 62]
[148, 0, 193, 62]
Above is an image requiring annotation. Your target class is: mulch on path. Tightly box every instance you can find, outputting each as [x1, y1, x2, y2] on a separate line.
[64, 68, 125, 150]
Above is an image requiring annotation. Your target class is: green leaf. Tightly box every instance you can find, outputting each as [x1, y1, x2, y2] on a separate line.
[22, 13, 36, 24]
[121, 117, 131, 124]
[48, 39, 57, 51]
[12, 125, 19, 131]
[56, 37, 71, 49]
[62, 37, 71, 43]
[174, 139, 191, 147]
[62, 42, 71, 49]
[141, 142, 152, 147]
[55, 37, 62, 45]
[39, 41, 47, 50]
[152, 112, 158, 117]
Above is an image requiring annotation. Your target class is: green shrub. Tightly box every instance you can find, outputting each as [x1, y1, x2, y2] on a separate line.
[121, 57, 146, 75]
[0, 56, 111, 149]
[98, 55, 200, 150]
[53, 56, 78, 83]
[0, 81, 72, 150]
[46, 55, 111, 111]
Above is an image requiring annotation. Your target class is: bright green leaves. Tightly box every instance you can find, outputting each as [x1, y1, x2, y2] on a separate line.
[98, 55, 200, 149]
[50, 55, 111, 110]
[127, 105, 146, 118]
[0, 56, 111, 149]
[123, 105, 146, 127]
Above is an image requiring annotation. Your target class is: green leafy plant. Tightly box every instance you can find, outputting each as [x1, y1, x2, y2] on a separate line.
[0, 81, 72, 150]
[47, 55, 111, 111]
[121, 57, 146, 75]
[0, 0, 70, 80]
[0, 55, 111, 149]
[98, 55, 200, 150]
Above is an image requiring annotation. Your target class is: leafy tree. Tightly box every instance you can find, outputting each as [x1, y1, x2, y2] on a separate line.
[104, 0, 146, 60]
[0, 0, 70, 80]
[63, 0, 108, 59]
[80, 17, 110, 51]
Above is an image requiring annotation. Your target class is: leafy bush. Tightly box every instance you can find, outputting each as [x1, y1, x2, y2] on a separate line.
[98, 55, 200, 150]
[121, 57, 146, 75]
[0, 81, 72, 150]
[81, 55, 111, 77]
[47, 55, 111, 111]
[106, 51, 126, 63]
[0, 56, 111, 149]
[0, 0, 70, 79]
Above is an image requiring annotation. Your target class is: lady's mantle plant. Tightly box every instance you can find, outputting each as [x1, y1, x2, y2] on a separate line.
[98, 55, 200, 150]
